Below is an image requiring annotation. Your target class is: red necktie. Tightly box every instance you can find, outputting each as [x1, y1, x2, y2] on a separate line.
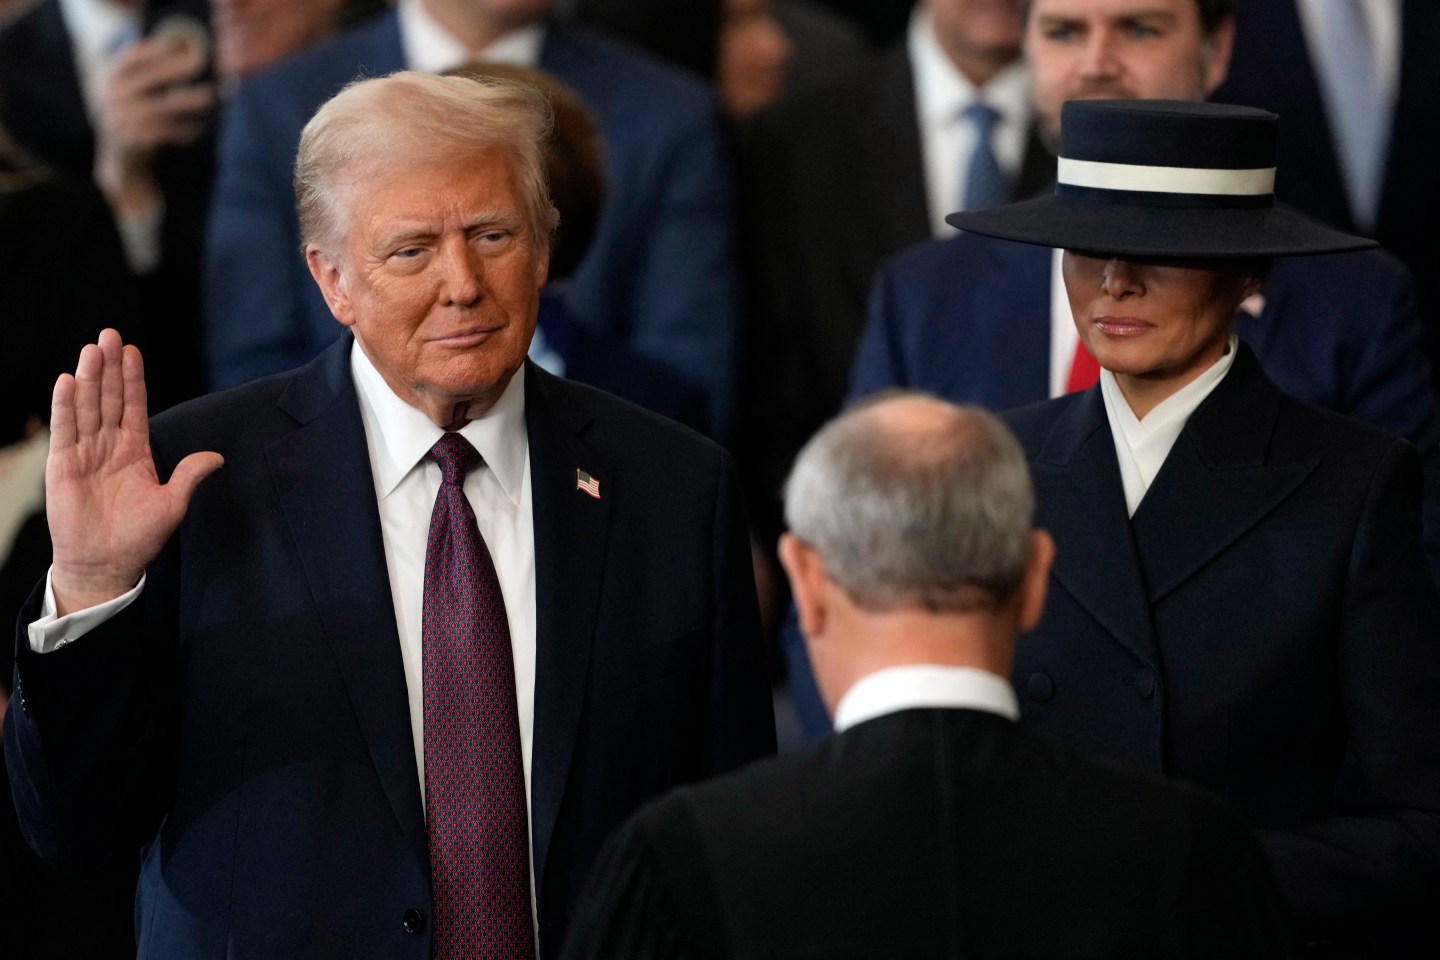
[423, 433, 534, 959]
[1065, 340, 1101, 393]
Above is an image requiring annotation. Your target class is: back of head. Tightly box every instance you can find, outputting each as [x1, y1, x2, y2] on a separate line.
[294, 70, 560, 257]
[784, 394, 1035, 614]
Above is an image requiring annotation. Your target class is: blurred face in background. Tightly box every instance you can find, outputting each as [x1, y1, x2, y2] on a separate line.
[926, 0, 1023, 84]
[716, 0, 792, 119]
[211, 0, 343, 80]
[1025, 0, 1233, 144]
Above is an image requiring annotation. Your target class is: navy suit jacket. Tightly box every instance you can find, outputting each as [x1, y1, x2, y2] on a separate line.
[853, 233, 1440, 574]
[204, 13, 738, 433]
[4, 337, 775, 959]
[1000, 346, 1440, 949]
[1212, 0, 1440, 383]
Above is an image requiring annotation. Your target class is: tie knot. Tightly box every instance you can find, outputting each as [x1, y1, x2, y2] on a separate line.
[429, 433, 481, 486]
[964, 102, 1001, 137]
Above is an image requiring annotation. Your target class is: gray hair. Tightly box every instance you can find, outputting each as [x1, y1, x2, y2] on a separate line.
[784, 394, 1036, 613]
[294, 70, 560, 255]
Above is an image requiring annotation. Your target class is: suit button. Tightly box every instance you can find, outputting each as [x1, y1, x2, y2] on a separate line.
[1026, 672, 1055, 703]
[402, 908, 425, 934]
[1131, 669, 1156, 700]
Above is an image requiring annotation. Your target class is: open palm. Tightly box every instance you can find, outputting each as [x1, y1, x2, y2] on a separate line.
[47, 329, 222, 615]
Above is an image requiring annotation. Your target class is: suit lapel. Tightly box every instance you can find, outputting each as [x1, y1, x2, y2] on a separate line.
[523, 365, 612, 898]
[1030, 390, 1158, 668]
[265, 338, 427, 863]
[1130, 346, 1318, 603]
[937, 240, 1052, 409]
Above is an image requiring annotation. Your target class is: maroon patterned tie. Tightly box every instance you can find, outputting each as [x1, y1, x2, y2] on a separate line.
[423, 433, 535, 959]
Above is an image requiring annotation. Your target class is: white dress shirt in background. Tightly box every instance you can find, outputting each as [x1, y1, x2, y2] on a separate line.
[908, 7, 1030, 237]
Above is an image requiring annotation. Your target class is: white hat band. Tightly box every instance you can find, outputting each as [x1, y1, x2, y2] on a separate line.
[1058, 158, 1276, 196]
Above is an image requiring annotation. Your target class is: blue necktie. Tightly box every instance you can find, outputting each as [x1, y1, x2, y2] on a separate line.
[1315, 0, 1391, 231]
[962, 102, 1007, 211]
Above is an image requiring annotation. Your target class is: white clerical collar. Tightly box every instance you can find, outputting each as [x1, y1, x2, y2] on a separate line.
[350, 337, 529, 506]
[398, 0, 546, 74]
[1099, 333, 1238, 516]
[833, 664, 1019, 733]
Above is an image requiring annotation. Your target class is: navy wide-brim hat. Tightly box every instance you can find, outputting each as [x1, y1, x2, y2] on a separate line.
[945, 100, 1377, 258]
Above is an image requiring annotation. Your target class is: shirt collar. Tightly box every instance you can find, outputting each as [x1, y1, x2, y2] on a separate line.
[349, 338, 529, 506]
[398, 0, 546, 74]
[833, 664, 1019, 732]
[908, 7, 1030, 128]
[1100, 332, 1239, 443]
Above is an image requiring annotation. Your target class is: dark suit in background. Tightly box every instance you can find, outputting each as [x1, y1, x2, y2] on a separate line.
[1212, 0, 1440, 390]
[206, 12, 739, 435]
[565, 708, 1295, 959]
[1003, 346, 1440, 952]
[0, 169, 139, 960]
[0, 0, 215, 412]
[853, 235, 1440, 575]
[737, 43, 1054, 543]
[774, 233, 1440, 743]
[5, 335, 776, 959]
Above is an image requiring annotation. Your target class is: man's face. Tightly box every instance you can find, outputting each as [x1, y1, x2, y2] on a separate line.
[211, 0, 342, 81]
[928, 0, 1023, 72]
[308, 148, 547, 429]
[1025, 0, 1233, 143]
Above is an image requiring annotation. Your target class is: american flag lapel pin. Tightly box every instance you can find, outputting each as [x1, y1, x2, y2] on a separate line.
[576, 468, 601, 499]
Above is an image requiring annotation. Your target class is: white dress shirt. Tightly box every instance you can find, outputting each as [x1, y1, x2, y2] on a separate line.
[29, 343, 540, 816]
[1099, 333, 1239, 516]
[908, 8, 1031, 237]
[1296, 0, 1401, 105]
[350, 343, 537, 810]
[833, 664, 1020, 733]
[398, 0, 545, 73]
[1048, 248, 1081, 399]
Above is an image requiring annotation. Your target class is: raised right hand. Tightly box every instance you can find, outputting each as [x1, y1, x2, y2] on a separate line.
[47, 329, 222, 616]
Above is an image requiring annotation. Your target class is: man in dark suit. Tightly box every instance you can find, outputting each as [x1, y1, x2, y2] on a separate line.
[948, 97, 1440, 955]
[4, 72, 775, 959]
[205, 0, 739, 436]
[853, 0, 1440, 568]
[564, 394, 1296, 959]
[1211, 0, 1440, 390]
[780, 0, 1440, 741]
[738, 0, 1053, 545]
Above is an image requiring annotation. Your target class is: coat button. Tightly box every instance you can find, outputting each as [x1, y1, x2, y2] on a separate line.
[1131, 668, 1156, 700]
[1026, 672, 1055, 703]
[402, 908, 425, 934]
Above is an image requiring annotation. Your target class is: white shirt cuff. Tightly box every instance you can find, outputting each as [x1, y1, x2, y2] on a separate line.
[115, 196, 164, 275]
[27, 568, 146, 654]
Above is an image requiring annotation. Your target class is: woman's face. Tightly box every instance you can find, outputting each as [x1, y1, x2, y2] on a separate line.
[1063, 251, 1261, 409]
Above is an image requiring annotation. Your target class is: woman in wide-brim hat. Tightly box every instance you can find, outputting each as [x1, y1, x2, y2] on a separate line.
[961, 98, 1440, 950]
